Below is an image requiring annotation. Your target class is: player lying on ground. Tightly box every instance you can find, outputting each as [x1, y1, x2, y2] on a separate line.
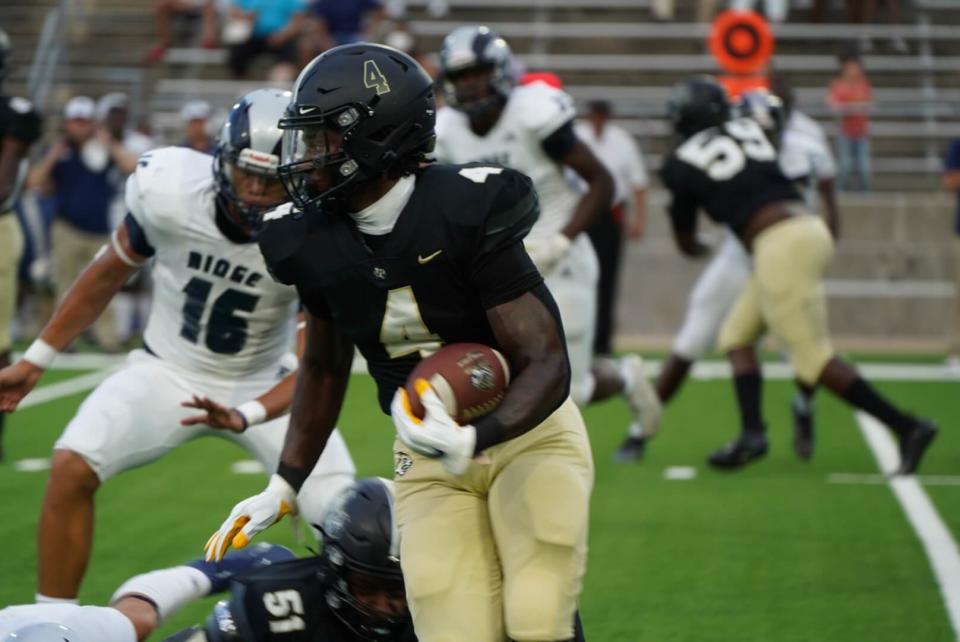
[0, 89, 355, 603]
[205, 43, 592, 642]
[0, 479, 412, 642]
[657, 76, 937, 473]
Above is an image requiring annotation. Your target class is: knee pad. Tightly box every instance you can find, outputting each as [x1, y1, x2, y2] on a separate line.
[791, 345, 833, 386]
[503, 554, 577, 642]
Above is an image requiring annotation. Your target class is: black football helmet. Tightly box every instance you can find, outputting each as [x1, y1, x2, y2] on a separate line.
[439, 25, 514, 117]
[667, 76, 731, 140]
[278, 43, 436, 213]
[213, 88, 291, 231]
[320, 477, 408, 641]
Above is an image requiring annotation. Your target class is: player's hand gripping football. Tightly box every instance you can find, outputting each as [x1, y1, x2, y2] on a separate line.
[0, 360, 44, 412]
[523, 233, 572, 276]
[180, 394, 246, 433]
[391, 379, 477, 476]
[204, 474, 297, 561]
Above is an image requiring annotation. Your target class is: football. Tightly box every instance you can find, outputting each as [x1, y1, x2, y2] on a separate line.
[405, 343, 511, 424]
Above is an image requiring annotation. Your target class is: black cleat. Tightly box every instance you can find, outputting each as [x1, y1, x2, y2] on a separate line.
[707, 433, 769, 470]
[791, 396, 815, 461]
[896, 419, 938, 475]
[614, 436, 647, 463]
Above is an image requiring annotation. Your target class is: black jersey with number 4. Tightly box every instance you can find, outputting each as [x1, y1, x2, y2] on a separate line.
[660, 117, 802, 236]
[0, 93, 42, 212]
[258, 163, 545, 413]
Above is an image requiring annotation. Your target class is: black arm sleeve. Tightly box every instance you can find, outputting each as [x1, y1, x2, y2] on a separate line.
[123, 212, 156, 258]
[540, 119, 578, 163]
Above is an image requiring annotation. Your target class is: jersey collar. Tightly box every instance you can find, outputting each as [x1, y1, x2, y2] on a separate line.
[349, 175, 415, 236]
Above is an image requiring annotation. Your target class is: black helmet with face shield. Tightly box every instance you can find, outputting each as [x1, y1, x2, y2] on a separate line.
[214, 88, 291, 232]
[320, 477, 408, 641]
[277, 43, 436, 214]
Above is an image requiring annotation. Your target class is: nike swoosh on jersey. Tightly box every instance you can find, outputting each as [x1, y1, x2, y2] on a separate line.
[417, 250, 443, 264]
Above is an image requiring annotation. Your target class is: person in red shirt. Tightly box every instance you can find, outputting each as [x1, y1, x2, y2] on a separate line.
[828, 53, 873, 192]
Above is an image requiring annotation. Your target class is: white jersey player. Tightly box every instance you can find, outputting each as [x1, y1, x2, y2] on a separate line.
[616, 84, 840, 462]
[0, 89, 355, 602]
[435, 25, 661, 439]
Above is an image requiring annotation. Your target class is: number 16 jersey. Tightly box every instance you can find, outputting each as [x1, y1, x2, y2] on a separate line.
[125, 147, 299, 378]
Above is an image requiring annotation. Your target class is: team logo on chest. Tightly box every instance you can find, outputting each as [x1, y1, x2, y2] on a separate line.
[373, 266, 387, 280]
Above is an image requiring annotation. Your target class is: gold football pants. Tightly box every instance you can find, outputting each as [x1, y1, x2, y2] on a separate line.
[0, 214, 23, 354]
[393, 397, 593, 642]
[718, 213, 836, 384]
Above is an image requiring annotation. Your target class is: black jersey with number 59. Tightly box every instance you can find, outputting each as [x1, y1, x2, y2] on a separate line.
[660, 117, 802, 236]
[258, 163, 547, 413]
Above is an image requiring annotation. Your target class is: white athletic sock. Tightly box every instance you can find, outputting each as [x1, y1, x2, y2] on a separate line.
[793, 392, 814, 415]
[111, 566, 212, 623]
[619, 358, 636, 394]
[627, 422, 645, 439]
[35, 593, 79, 605]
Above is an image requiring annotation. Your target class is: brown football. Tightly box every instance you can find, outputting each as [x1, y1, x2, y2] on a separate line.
[405, 343, 511, 424]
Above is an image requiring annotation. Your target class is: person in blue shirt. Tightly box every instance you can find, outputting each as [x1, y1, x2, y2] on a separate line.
[225, 0, 306, 78]
[944, 138, 960, 371]
[26, 96, 136, 351]
[303, 0, 385, 56]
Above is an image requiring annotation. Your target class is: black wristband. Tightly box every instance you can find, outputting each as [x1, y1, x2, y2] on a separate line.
[473, 415, 506, 455]
[277, 462, 309, 492]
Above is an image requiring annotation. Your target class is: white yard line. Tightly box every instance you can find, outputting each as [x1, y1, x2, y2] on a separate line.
[855, 412, 960, 640]
[828, 473, 960, 487]
[18, 370, 115, 410]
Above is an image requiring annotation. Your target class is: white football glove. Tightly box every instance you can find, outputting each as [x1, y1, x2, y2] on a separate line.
[523, 233, 572, 276]
[204, 474, 297, 562]
[391, 380, 477, 476]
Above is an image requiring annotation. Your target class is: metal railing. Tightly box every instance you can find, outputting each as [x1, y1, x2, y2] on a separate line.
[26, 0, 72, 112]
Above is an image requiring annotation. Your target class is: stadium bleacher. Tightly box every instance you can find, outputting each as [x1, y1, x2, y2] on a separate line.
[2, 0, 957, 349]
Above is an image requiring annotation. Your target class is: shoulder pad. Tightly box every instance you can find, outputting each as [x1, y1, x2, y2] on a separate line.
[258, 203, 309, 285]
[420, 164, 539, 253]
[4, 96, 42, 144]
[125, 146, 213, 234]
[511, 83, 577, 140]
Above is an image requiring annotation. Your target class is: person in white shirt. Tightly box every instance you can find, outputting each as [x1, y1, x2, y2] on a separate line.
[574, 99, 648, 359]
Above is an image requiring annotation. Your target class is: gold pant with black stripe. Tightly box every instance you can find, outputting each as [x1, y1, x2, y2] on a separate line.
[0, 214, 24, 354]
[393, 398, 593, 642]
[718, 213, 836, 384]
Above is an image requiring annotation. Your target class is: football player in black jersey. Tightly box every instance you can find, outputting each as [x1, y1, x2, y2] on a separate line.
[660, 76, 936, 473]
[204, 44, 593, 642]
[0, 29, 43, 460]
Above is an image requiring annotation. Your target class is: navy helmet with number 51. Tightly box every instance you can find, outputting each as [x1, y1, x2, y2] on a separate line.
[277, 43, 436, 214]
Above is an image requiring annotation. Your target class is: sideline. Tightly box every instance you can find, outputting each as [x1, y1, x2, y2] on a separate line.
[855, 413, 960, 640]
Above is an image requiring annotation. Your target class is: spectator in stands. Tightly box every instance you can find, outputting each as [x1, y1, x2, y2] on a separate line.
[943, 137, 960, 373]
[25, 96, 133, 351]
[179, 100, 216, 154]
[300, 0, 385, 62]
[771, 73, 841, 236]
[651, 0, 722, 22]
[729, 0, 788, 22]
[846, 0, 908, 53]
[574, 99, 648, 358]
[146, 0, 218, 63]
[827, 53, 872, 192]
[224, 0, 306, 78]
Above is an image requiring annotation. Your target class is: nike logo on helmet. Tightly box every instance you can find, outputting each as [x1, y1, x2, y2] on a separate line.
[298, 105, 318, 114]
